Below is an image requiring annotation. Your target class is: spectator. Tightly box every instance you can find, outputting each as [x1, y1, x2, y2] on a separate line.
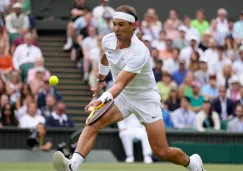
[37, 81, 62, 109]
[150, 48, 160, 68]
[198, 30, 211, 51]
[141, 8, 162, 40]
[0, 79, 6, 98]
[0, 0, 10, 13]
[232, 45, 243, 76]
[226, 75, 241, 102]
[161, 102, 174, 128]
[157, 72, 177, 102]
[92, 0, 115, 24]
[29, 67, 45, 96]
[202, 38, 219, 66]
[142, 35, 152, 49]
[196, 100, 220, 132]
[97, 10, 113, 35]
[19, 102, 45, 129]
[0, 25, 9, 55]
[223, 33, 238, 61]
[41, 94, 56, 118]
[164, 10, 182, 30]
[46, 101, 74, 128]
[0, 104, 18, 127]
[201, 74, 219, 100]
[217, 64, 233, 89]
[165, 89, 180, 112]
[27, 57, 50, 84]
[194, 58, 210, 86]
[117, 114, 153, 164]
[227, 104, 243, 132]
[188, 51, 200, 73]
[163, 48, 180, 74]
[183, 16, 200, 41]
[153, 59, 163, 82]
[164, 20, 179, 40]
[15, 83, 31, 109]
[216, 8, 228, 33]
[173, 25, 189, 50]
[12, 33, 42, 82]
[32, 123, 53, 151]
[172, 59, 188, 86]
[151, 31, 166, 51]
[0, 43, 13, 73]
[178, 71, 194, 97]
[189, 80, 204, 113]
[212, 86, 234, 120]
[0, 94, 10, 111]
[208, 19, 218, 39]
[190, 9, 210, 36]
[63, 0, 89, 51]
[235, 86, 243, 107]
[172, 96, 196, 129]
[5, 2, 29, 43]
[233, 10, 243, 42]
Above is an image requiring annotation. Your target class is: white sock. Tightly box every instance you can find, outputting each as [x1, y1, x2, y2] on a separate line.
[71, 152, 84, 171]
[186, 157, 197, 170]
[67, 36, 72, 43]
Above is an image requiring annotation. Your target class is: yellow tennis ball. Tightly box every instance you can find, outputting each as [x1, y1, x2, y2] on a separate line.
[49, 76, 59, 86]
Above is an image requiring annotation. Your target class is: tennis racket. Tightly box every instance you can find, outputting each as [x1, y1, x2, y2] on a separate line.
[86, 100, 114, 126]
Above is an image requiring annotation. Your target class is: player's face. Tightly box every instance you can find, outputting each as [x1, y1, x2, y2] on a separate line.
[113, 19, 134, 40]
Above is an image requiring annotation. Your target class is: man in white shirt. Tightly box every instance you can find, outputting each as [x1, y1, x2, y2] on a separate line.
[227, 104, 243, 132]
[172, 96, 196, 129]
[118, 114, 153, 164]
[0, 0, 9, 12]
[232, 45, 243, 76]
[19, 102, 45, 129]
[52, 5, 205, 171]
[13, 33, 42, 82]
[92, 0, 115, 24]
[183, 16, 200, 41]
[203, 38, 218, 66]
[216, 8, 228, 33]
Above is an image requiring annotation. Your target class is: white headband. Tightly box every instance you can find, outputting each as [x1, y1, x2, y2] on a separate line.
[113, 12, 135, 23]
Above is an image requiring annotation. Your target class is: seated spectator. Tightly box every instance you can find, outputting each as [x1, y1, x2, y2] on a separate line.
[37, 81, 62, 109]
[216, 8, 228, 34]
[117, 114, 153, 164]
[92, 0, 115, 24]
[97, 10, 113, 35]
[29, 67, 45, 96]
[27, 56, 50, 84]
[142, 35, 152, 49]
[41, 94, 56, 118]
[151, 30, 166, 51]
[0, 25, 9, 55]
[188, 51, 200, 73]
[202, 74, 219, 100]
[196, 100, 220, 132]
[232, 45, 243, 76]
[178, 71, 194, 97]
[227, 75, 241, 102]
[5, 2, 29, 43]
[12, 33, 42, 82]
[46, 101, 74, 127]
[0, 94, 10, 110]
[11, 30, 38, 54]
[141, 8, 162, 40]
[153, 59, 163, 82]
[19, 102, 45, 129]
[233, 10, 243, 42]
[0, 0, 10, 13]
[212, 86, 234, 120]
[194, 58, 210, 86]
[227, 104, 243, 132]
[159, 39, 173, 60]
[190, 9, 209, 36]
[223, 33, 238, 62]
[163, 48, 180, 74]
[0, 104, 18, 127]
[157, 72, 177, 102]
[31, 123, 53, 151]
[165, 89, 180, 112]
[172, 96, 196, 129]
[161, 102, 173, 128]
[183, 16, 200, 42]
[198, 30, 211, 51]
[15, 83, 31, 109]
[164, 10, 182, 30]
[3, 71, 22, 104]
[189, 80, 204, 113]
[172, 59, 189, 86]
[173, 25, 189, 50]
[0, 79, 6, 98]
[203, 38, 219, 67]
[164, 19, 179, 40]
[0, 43, 13, 73]
[63, 0, 89, 51]
[235, 86, 243, 107]
[217, 64, 233, 89]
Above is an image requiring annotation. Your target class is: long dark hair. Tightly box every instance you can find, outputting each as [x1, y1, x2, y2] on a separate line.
[0, 104, 18, 126]
[20, 84, 32, 106]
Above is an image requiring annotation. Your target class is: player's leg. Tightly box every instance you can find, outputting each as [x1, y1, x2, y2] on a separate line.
[144, 120, 205, 170]
[119, 130, 134, 163]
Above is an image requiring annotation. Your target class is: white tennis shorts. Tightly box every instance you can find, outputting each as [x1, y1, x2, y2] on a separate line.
[114, 91, 163, 123]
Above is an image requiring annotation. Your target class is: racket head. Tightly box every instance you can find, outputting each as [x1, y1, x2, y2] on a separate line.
[86, 100, 114, 126]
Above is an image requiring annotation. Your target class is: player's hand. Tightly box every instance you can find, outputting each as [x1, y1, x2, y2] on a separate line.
[92, 81, 107, 97]
[85, 99, 102, 113]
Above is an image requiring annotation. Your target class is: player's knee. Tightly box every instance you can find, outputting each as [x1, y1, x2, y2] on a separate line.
[85, 124, 101, 134]
[153, 147, 170, 160]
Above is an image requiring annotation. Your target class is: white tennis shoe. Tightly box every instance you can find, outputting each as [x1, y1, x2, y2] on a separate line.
[53, 151, 73, 171]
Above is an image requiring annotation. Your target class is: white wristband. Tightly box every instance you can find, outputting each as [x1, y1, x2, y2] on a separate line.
[98, 91, 113, 103]
[98, 63, 110, 76]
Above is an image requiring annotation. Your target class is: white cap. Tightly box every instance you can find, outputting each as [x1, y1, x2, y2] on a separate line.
[218, 8, 228, 16]
[229, 75, 240, 84]
[142, 35, 152, 42]
[178, 25, 187, 32]
[199, 57, 208, 63]
[189, 35, 199, 43]
[239, 45, 243, 52]
[204, 29, 212, 36]
[13, 2, 22, 8]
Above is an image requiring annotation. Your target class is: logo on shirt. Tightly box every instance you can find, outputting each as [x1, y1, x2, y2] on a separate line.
[122, 56, 125, 60]
[108, 50, 112, 54]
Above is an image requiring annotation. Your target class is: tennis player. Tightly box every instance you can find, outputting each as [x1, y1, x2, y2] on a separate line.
[53, 5, 205, 171]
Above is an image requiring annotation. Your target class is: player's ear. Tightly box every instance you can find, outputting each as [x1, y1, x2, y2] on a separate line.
[131, 22, 137, 30]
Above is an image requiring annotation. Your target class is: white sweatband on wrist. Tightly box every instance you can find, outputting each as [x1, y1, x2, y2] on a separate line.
[98, 62, 110, 76]
[113, 12, 135, 23]
[98, 91, 113, 103]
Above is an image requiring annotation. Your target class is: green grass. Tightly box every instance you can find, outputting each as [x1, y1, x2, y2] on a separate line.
[0, 163, 243, 171]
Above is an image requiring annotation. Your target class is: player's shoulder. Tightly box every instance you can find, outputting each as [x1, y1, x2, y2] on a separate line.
[131, 35, 149, 55]
[102, 32, 116, 43]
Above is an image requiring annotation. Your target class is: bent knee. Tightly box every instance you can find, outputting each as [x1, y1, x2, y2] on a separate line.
[153, 147, 170, 160]
[85, 124, 102, 134]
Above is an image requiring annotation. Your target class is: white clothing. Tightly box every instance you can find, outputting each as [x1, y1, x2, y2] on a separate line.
[92, 5, 115, 23]
[151, 40, 166, 51]
[202, 48, 218, 66]
[82, 36, 98, 57]
[216, 18, 228, 33]
[0, 0, 9, 12]
[15, 105, 42, 121]
[51, 112, 68, 125]
[89, 47, 102, 64]
[141, 21, 162, 40]
[118, 114, 152, 158]
[163, 58, 179, 74]
[9, 83, 20, 103]
[19, 114, 45, 129]
[172, 108, 196, 129]
[5, 13, 29, 33]
[179, 46, 203, 66]
[185, 27, 200, 42]
[208, 56, 232, 74]
[196, 111, 220, 132]
[232, 60, 243, 76]
[227, 117, 243, 132]
[13, 44, 42, 70]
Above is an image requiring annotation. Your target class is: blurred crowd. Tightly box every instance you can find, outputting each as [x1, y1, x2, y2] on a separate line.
[63, 0, 243, 132]
[0, 0, 74, 130]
